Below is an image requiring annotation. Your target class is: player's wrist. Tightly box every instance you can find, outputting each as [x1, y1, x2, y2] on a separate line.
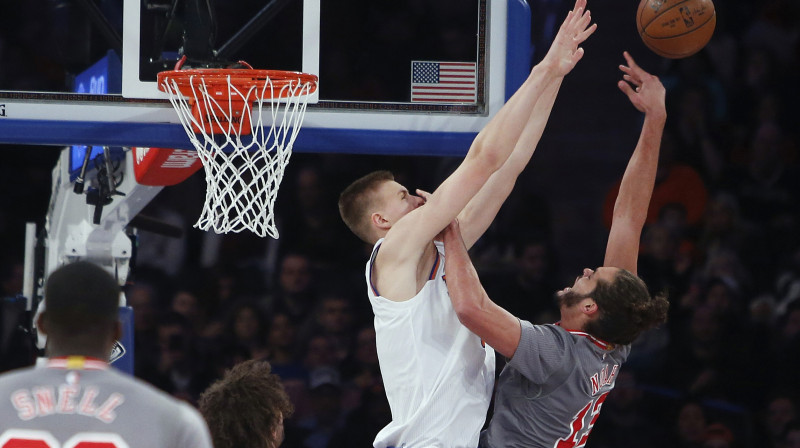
[645, 108, 667, 123]
[531, 61, 559, 80]
[643, 110, 667, 131]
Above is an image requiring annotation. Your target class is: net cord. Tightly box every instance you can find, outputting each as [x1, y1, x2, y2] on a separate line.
[160, 74, 314, 237]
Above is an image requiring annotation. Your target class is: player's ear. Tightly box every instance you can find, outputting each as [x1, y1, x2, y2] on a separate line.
[36, 312, 48, 336]
[580, 298, 598, 316]
[371, 212, 390, 230]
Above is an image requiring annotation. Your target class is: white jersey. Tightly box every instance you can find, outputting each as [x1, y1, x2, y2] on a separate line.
[367, 239, 495, 448]
[0, 356, 212, 448]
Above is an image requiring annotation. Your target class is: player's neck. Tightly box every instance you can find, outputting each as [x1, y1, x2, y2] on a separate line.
[558, 310, 587, 332]
[46, 342, 110, 361]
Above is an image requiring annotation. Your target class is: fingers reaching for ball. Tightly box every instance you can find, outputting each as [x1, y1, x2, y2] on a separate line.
[617, 52, 666, 117]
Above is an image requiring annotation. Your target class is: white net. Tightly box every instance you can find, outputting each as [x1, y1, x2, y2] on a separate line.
[160, 72, 316, 238]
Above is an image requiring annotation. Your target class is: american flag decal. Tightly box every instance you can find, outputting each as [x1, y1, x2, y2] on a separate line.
[411, 61, 477, 103]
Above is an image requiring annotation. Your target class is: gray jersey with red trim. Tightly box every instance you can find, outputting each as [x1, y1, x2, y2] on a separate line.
[481, 321, 630, 448]
[0, 359, 212, 448]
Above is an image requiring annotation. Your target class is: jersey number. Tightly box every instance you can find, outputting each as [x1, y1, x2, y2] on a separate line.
[554, 391, 609, 448]
[0, 430, 129, 448]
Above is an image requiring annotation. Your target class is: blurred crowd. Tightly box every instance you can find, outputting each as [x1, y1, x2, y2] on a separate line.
[1, 0, 799, 447]
[588, 0, 800, 446]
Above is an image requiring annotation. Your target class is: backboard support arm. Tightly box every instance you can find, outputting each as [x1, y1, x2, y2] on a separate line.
[216, 0, 295, 60]
[73, 0, 123, 55]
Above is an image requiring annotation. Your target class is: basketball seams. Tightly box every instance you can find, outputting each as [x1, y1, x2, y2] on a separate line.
[640, 13, 715, 57]
[638, 0, 692, 32]
[640, 9, 716, 39]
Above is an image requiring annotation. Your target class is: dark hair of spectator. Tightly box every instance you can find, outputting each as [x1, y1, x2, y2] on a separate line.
[198, 359, 294, 448]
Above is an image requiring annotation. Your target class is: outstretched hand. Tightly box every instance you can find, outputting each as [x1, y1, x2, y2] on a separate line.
[542, 0, 598, 76]
[617, 51, 666, 117]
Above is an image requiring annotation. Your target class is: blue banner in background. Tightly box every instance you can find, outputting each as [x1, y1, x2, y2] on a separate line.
[70, 50, 124, 179]
[111, 306, 135, 376]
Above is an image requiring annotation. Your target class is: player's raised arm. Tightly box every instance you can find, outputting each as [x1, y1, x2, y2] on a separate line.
[457, 0, 597, 249]
[384, 69, 556, 255]
[603, 52, 666, 275]
[383, 0, 595, 255]
[443, 220, 522, 358]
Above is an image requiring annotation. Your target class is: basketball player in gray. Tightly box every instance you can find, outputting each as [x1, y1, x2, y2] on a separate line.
[442, 52, 670, 447]
[0, 261, 212, 448]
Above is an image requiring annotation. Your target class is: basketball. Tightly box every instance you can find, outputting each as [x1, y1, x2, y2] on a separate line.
[637, 0, 716, 59]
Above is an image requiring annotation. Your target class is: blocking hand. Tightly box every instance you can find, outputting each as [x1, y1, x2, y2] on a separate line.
[542, 0, 598, 76]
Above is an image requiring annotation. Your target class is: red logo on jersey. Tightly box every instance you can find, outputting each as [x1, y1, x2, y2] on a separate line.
[590, 364, 619, 395]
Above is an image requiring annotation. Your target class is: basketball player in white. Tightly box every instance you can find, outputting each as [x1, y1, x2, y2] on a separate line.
[338, 1, 597, 446]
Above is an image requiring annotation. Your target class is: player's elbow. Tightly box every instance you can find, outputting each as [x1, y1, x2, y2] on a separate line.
[468, 134, 505, 173]
[453, 297, 496, 347]
[452, 291, 486, 327]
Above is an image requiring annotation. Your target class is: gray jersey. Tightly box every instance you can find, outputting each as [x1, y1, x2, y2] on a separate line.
[0, 357, 212, 448]
[481, 321, 630, 448]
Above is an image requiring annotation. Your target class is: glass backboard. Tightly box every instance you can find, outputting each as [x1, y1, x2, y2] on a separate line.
[0, 0, 532, 156]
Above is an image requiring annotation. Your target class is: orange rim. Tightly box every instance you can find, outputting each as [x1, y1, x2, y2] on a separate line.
[157, 69, 318, 99]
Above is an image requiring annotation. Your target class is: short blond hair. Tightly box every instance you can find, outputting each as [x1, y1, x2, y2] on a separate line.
[338, 170, 394, 243]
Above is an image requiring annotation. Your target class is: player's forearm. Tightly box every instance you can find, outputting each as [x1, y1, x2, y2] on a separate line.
[611, 112, 666, 227]
[503, 76, 563, 176]
[445, 233, 486, 316]
[458, 78, 563, 248]
[466, 64, 561, 173]
[444, 232, 521, 358]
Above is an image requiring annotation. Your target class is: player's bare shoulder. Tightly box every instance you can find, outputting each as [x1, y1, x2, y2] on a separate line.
[373, 227, 436, 302]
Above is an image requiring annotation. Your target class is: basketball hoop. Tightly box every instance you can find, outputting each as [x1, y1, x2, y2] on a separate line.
[157, 61, 317, 238]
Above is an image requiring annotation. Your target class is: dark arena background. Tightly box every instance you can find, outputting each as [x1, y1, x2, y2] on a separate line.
[1, 0, 799, 446]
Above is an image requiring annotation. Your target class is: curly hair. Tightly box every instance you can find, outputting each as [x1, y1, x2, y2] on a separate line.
[338, 170, 395, 243]
[198, 359, 293, 448]
[583, 269, 669, 345]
